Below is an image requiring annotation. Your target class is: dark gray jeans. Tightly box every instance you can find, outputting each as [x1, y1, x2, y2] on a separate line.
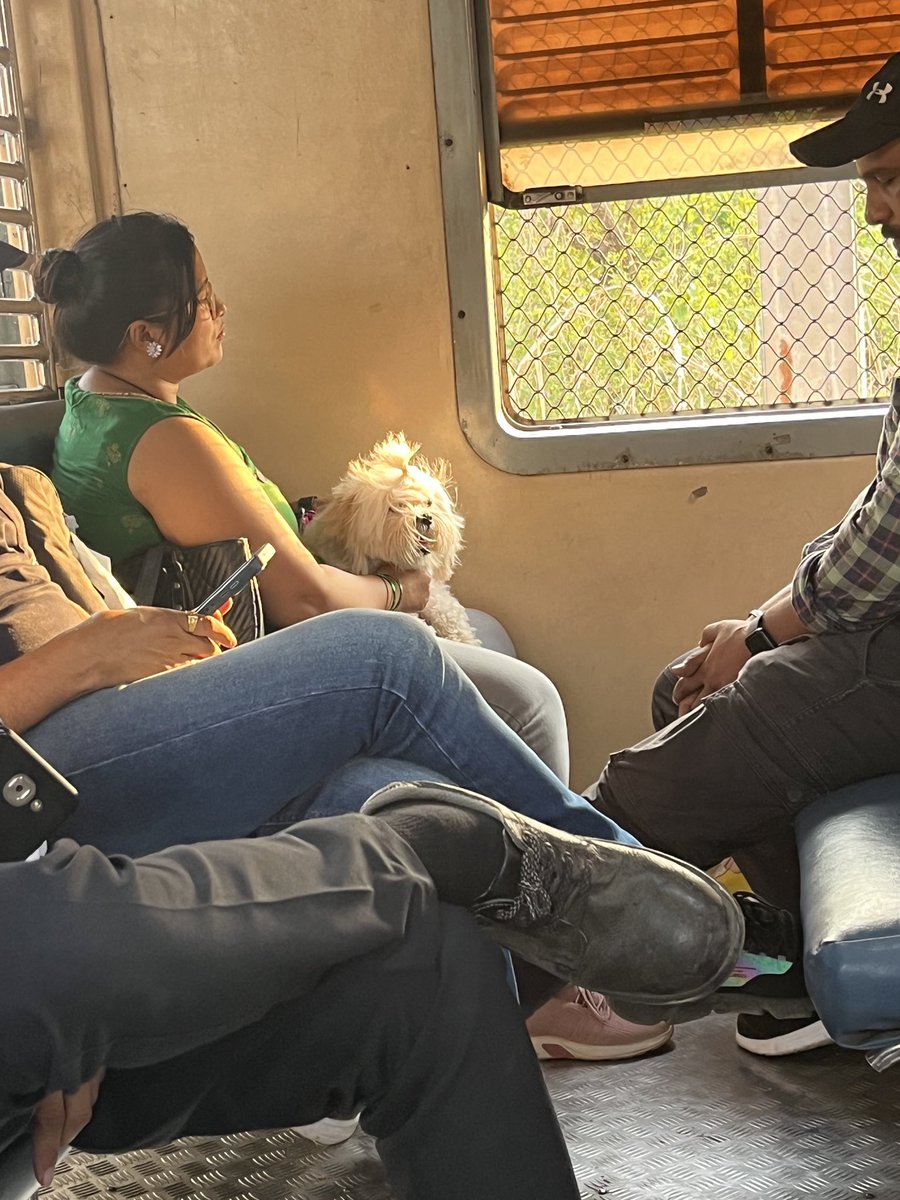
[0, 815, 579, 1200]
[585, 619, 900, 925]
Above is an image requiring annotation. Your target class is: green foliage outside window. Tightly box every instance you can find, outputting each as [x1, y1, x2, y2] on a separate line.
[855, 187, 900, 399]
[494, 181, 900, 424]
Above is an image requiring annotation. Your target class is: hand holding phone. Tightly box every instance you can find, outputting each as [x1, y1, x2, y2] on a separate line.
[193, 543, 276, 616]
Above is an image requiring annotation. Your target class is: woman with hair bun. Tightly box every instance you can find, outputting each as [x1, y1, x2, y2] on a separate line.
[31, 247, 85, 306]
[38, 214, 427, 614]
[39, 212, 572, 781]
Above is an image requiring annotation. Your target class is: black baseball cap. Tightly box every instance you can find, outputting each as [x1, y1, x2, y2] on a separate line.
[790, 52, 900, 168]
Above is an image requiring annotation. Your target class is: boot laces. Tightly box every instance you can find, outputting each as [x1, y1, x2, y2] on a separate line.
[573, 987, 611, 1020]
[485, 827, 590, 928]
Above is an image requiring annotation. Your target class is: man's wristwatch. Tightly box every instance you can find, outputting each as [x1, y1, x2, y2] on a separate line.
[745, 609, 778, 656]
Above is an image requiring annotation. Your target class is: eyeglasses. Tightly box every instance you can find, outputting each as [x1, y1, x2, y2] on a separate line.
[196, 279, 221, 319]
[142, 279, 222, 328]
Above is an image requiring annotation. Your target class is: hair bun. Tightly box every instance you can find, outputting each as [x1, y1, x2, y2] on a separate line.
[34, 247, 85, 305]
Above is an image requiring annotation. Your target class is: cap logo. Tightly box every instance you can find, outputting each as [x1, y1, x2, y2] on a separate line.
[867, 81, 894, 104]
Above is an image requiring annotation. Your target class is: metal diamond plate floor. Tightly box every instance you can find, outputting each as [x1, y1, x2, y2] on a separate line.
[42, 1015, 900, 1200]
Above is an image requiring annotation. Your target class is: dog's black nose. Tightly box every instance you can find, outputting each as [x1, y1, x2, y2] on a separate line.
[416, 514, 433, 532]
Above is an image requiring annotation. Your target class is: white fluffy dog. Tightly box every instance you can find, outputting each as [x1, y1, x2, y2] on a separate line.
[302, 433, 480, 645]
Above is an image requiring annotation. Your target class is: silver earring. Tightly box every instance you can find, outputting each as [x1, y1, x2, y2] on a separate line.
[146, 340, 163, 360]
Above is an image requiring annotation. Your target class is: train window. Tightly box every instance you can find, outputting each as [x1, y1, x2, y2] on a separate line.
[0, 1, 53, 403]
[433, 0, 900, 471]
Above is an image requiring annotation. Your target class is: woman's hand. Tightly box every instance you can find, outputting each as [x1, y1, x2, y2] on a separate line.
[372, 565, 431, 614]
[0, 604, 236, 734]
[31, 1069, 105, 1187]
[394, 568, 431, 614]
[68, 606, 237, 691]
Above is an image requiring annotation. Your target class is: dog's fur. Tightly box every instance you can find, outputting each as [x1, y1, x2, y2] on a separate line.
[302, 434, 480, 644]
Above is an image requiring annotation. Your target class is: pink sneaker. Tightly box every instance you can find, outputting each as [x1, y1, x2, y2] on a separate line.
[526, 987, 673, 1061]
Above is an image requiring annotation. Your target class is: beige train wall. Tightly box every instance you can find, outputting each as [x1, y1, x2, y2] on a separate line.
[19, 0, 873, 789]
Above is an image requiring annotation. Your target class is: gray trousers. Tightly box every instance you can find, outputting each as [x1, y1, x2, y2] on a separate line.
[0, 815, 579, 1200]
[442, 640, 570, 784]
[586, 619, 900, 926]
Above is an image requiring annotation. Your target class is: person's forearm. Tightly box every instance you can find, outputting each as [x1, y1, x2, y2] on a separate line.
[257, 544, 419, 625]
[0, 629, 99, 732]
[318, 565, 396, 612]
[757, 582, 793, 611]
[262, 563, 396, 626]
[759, 589, 812, 646]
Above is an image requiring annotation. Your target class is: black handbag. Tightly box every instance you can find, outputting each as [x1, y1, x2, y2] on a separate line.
[117, 538, 265, 645]
[0, 724, 78, 862]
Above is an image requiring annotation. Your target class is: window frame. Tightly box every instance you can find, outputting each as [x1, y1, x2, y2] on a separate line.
[430, 0, 886, 473]
[0, 0, 54, 405]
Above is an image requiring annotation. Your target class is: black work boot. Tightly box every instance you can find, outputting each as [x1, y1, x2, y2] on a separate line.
[361, 781, 744, 1010]
[609, 890, 807, 1025]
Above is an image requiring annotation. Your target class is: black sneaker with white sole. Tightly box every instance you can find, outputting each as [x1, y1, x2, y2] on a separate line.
[608, 890, 806, 1026]
[361, 780, 744, 1010]
[731, 890, 799, 962]
[735, 1013, 832, 1056]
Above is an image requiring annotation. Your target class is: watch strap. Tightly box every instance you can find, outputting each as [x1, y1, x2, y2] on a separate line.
[745, 609, 778, 656]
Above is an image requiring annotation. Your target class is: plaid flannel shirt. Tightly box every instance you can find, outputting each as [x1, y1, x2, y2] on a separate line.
[792, 379, 900, 633]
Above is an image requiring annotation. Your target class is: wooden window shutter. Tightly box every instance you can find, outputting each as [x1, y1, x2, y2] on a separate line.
[764, 0, 900, 101]
[487, 0, 900, 145]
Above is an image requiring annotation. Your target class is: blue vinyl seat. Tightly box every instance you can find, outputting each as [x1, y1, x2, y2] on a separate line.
[796, 775, 900, 1069]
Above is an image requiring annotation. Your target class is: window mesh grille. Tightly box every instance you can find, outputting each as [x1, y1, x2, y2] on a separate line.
[493, 177, 899, 423]
[0, 0, 52, 403]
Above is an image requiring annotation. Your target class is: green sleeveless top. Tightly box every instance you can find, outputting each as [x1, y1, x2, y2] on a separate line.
[53, 378, 299, 564]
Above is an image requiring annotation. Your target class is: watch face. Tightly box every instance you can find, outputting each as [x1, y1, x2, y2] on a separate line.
[745, 622, 776, 656]
[746, 631, 764, 655]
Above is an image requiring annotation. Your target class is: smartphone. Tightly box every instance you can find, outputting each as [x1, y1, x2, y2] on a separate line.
[0, 724, 79, 862]
[193, 543, 276, 616]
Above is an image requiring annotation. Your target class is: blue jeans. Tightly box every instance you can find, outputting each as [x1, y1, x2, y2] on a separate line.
[28, 611, 636, 857]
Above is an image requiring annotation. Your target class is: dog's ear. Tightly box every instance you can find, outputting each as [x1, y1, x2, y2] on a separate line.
[427, 456, 453, 488]
[329, 465, 411, 570]
[423, 484, 466, 580]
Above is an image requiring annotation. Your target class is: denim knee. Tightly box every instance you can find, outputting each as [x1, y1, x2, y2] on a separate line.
[309, 609, 441, 668]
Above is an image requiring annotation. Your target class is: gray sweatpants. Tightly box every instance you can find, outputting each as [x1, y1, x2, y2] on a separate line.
[0, 814, 579, 1200]
[586, 619, 900, 923]
[443, 640, 570, 784]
